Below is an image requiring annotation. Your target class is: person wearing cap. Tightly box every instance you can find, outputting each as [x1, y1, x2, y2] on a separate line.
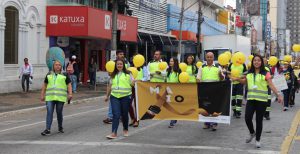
[40, 60, 72, 136]
[67, 55, 79, 93]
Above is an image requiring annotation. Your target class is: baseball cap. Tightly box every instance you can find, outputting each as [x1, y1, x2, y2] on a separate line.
[71, 55, 76, 59]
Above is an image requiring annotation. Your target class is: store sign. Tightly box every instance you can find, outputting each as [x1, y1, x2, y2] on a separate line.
[266, 21, 271, 40]
[47, 6, 138, 42]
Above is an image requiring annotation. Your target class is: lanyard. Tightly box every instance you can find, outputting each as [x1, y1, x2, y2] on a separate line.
[253, 73, 256, 85]
[116, 73, 121, 89]
[53, 74, 58, 87]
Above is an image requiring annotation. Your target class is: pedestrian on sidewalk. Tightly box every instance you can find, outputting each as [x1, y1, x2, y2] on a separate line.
[40, 60, 72, 136]
[105, 59, 135, 139]
[66, 55, 79, 93]
[282, 61, 294, 111]
[166, 57, 180, 128]
[88, 57, 97, 88]
[19, 58, 33, 92]
[197, 52, 224, 131]
[233, 55, 283, 148]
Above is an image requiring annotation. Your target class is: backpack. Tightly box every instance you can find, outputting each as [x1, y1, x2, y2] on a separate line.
[67, 62, 75, 74]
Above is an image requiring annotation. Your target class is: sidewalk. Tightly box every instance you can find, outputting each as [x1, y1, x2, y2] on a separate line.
[0, 84, 107, 113]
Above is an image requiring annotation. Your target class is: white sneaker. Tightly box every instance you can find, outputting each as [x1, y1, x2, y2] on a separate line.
[283, 107, 288, 111]
[246, 133, 256, 143]
[256, 140, 261, 148]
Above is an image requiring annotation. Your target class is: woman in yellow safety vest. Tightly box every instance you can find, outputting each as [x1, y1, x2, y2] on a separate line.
[184, 55, 197, 83]
[40, 60, 72, 136]
[105, 59, 135, 139]
[232, 55, 283, 148]
[166, 57, 180, 128]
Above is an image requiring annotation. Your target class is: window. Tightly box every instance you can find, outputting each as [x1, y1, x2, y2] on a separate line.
[4, 6, 19, 64]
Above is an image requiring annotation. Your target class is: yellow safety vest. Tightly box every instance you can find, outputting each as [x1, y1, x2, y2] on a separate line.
[111, 72, 132, 98]
[149, 61, 165, 82]
[167, 71, 179, 83]
[229, 63, 246, 84]
[45, 73, 68, 103]
[246, 72, 268, 102]
[201, 65, 220, 81]
[186, 65, 196, 83]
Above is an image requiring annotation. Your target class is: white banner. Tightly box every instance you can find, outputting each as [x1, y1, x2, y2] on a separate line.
[272, 75, 288, 91]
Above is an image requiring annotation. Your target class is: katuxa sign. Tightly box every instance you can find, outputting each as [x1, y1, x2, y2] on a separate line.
[46, 6, 138, 42]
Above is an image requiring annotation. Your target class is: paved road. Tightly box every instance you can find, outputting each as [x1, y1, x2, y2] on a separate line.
[0, 95, 299, 154]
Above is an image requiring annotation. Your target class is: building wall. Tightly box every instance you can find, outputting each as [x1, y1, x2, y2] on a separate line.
[0, 0, 49, 93]
[269, 0, 277, 39]
[287, 0, 300, 46]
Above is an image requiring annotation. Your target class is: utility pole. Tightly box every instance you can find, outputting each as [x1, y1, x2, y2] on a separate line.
[177, 0, 185, 62]
[111, 0, 118, 59]
[196, 0, 203, 60]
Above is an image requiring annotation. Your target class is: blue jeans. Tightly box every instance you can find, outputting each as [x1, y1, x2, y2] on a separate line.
[170, 120, 177, 125]
[110, 95, 131, 134]
[107, 101, 113, 119]
[70, 75, 77, 92]
[45, 101, 64, 130]
[89, 72, 96, 86]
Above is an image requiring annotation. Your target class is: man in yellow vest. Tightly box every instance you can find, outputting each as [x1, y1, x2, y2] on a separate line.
[147, 50, 166, 82]
[197, 52, 224, 131]
[40, 60, 72, 136]
[228, 59, 247, 118]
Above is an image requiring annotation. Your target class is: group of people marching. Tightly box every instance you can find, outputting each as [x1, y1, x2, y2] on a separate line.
[39, 49, 300, 149]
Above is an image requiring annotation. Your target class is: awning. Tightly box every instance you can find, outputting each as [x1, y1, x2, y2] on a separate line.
[137, 29, 177, 46]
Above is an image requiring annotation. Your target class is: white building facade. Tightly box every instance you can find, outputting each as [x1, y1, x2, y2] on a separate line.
[0, 0, 49, 93]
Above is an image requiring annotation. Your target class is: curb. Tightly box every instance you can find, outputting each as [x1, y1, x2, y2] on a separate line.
[0, 96, 105, 117]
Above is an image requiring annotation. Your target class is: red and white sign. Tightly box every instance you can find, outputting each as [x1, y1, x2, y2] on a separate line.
[236, 16, 244, 27]
[46, 6, 138, 42]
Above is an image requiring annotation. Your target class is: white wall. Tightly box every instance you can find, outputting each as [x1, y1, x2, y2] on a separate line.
[0, 0, 49, 93]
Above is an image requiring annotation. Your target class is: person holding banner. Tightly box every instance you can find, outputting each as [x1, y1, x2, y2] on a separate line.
[104, 59, 135, 139]
[184, 55, 197, 83]
[233, 55, 283, 148]
[197, 52, 224, 131]
[166, 57, 180, 128]
[147, 50, 167, 82]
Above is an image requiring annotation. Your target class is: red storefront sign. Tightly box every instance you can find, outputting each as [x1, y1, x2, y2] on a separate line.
[236, 16, 244, 27]
[46, 6, 138, 42]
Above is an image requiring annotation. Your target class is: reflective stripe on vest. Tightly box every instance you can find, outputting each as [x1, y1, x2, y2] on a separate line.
[230, 64, 244, 84]
[45, 74, 68, 103]
[149, 61, 165, 82]
[201, 65, 220, 81]
[186, 65, 196, 83]
[246, 73, 268, 102]
[111, 72, 132, 98]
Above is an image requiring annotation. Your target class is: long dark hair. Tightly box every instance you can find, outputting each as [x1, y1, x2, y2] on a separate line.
[167, 57, 180, 77]
[184, 54, 196, 74]
[248, 54, 266, 74]
[110, 59, 130, 79]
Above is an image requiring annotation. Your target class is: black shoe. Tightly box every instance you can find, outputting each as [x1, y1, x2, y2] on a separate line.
[233, 111, 237, 117]
[41, 129, 51, 136]
[265, 116, 270, 120]
[235, 113, 241, 118]
[58, 127, 64, 133]
[103, 118, 112, 124]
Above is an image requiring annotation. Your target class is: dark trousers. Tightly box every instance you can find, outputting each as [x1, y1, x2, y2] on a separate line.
[129, 87, 137, 122]
[245, 100, 267, 141]
[290, 88, 296, 106]
[232, 83, 244, 114]
[21, 74, 30, 92]
[282, 88, 291, 107]
[264, 88, 271, 117]
[89, 72, 96, 86]
[46, 101, 64, 130]
[110, 95, 131, 134]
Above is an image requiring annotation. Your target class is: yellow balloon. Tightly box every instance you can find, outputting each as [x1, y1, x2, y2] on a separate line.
[179, 72, 190, 83]
[247, 62, 251, 69]
[292, 44, 300, 52]
[284, 55, 292, 62]
[268, 56, 278, 66]
[133, 54, 145, 67]
[179, 63, 188, 72]
[105, 61, 115, 73]
[232, 52, 246, 66]
[196, 61, 203, 68]
[248, 55, 254, 61]
[231, 69, 240, 78]
[224, 51, 232, 59]
[127, 67, 138, 79]
[218, 53, 230, 66]
[158, 62, 168, 71]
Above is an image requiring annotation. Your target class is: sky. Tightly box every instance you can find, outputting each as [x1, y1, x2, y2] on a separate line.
[224, 0, 236, 9]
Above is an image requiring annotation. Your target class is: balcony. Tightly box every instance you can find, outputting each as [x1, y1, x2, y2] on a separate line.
[47, 0, 107, 10]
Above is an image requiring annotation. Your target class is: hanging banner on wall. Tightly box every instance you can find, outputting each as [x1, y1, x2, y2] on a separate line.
[136, 81, 232, 124]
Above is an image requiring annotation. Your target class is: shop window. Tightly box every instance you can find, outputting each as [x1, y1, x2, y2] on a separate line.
[4, 6, 19, 64]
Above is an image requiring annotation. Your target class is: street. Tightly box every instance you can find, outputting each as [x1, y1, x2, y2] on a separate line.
[0, 95, 299, 154]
